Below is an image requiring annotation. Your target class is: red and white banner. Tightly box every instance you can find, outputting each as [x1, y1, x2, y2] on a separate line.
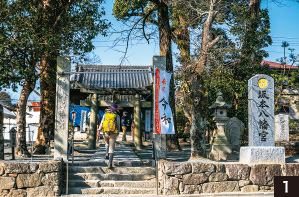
[155, 68, 175, 134]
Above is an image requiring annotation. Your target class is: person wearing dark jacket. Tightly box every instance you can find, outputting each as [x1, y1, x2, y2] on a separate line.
[121, 111, 130, 141]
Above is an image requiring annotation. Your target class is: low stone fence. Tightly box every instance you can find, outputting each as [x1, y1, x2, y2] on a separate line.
[158, 159, 299, 195]
[0, 159, 63, 197]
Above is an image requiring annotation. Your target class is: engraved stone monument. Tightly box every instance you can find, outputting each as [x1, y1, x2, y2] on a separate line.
[240, 74, 285, 164]
[275, 114, 289, 142]
[54, 57, 71, 160]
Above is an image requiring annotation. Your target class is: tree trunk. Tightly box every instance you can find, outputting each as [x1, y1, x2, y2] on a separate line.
[173, 14, 192, 135]
[190, 74, 207, 158]
[15, 74, 36, 157]
[34, 55, 57, 154]
[0, 104, 4, 160]
[189, 0, 219, 158]
[158, 0, 180, 151]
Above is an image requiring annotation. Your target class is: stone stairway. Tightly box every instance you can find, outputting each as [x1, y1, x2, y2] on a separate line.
[64, 147, 157, 195]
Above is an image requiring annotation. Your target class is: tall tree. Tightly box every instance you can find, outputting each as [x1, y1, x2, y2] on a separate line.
[173, 0, 272, 158]
[274, 42, 299, 112]
[0, 0, 109, 154]
[240, 0, 262, 65]
[113, 0, 180, 151]
[234, 0, 272, 80]
[1, 1, 40, 156]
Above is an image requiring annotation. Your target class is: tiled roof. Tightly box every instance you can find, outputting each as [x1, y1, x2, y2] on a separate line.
[71, 65, 153, 90]
[27, 102, 41, 112]
[261, 60, 298, 69]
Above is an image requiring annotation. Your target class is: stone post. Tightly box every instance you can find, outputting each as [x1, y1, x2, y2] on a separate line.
[240, 74, 285, 164]
[54, 57, 71, 161]
[88, 93, 98, 149]
[134, 93, 142, 150]
[153, 56, 166, 159]
[0, 104, 4, 160]
[275, 114, 289, 142]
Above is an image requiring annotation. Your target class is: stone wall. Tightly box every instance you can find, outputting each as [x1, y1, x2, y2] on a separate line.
[0, 160, 63, 197]
[158, 160, 299, 195]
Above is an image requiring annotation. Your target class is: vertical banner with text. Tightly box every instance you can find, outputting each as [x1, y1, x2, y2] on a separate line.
[155, 68, 175, 134]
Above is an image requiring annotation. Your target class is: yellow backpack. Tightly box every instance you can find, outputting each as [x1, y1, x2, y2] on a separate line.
[102, 112, 118, 133]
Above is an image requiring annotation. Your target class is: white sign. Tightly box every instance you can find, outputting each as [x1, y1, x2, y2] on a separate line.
[145, 110, 151, 132]
[155, 69, 175, 134]
[80, 110, 87, 133]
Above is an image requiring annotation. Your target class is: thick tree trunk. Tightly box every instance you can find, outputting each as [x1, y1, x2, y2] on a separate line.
[190, 75, 207, 158]
[0, 104, 4, 160]
[158, 1, 180, 151]
[190, 105, 206, 158]
[173, 14, 192, 134]
[189, 0, 219, 159]
[15, 74, 36, 157]
[34, 55, 57, 154]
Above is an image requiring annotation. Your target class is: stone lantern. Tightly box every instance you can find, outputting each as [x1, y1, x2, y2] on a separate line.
[209, 91, 232, 161]
[210, 91, 232, 120]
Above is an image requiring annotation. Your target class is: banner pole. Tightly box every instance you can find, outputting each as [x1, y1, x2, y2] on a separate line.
[153, 66, 159, 196]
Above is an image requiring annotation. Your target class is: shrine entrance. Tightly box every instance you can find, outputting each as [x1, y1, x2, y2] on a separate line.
[71, 64, 154, 150]
[54, 57, 154, 160]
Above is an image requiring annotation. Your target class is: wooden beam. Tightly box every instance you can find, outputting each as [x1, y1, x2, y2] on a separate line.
[80, 100, 91, 106]
[99, 101, 151, 108]
[78, 87, 152, 95]
[80, 100, 151, 108]
[141, 102, 152, 108]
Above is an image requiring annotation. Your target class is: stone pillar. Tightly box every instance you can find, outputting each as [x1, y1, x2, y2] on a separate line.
[240, 74, 285, 164]
[134, 93, 142, 150]
[88, 93, 98, 149]
[54, 57, 71, 160]
[0, 104, 4, 160]
[153, 56, 166, 159]
[248, 75, 275, 146]
[275, 114, 289, 142]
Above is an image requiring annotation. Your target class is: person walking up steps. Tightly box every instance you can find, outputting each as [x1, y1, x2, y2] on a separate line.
[98, 103, 120, 169]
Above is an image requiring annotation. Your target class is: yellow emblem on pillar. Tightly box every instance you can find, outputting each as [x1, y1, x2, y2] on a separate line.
[258, 78, 268, 89]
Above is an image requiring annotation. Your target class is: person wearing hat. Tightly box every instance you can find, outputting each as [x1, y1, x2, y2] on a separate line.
[98, 103, 120, 169]
[121, 111, 130, 141]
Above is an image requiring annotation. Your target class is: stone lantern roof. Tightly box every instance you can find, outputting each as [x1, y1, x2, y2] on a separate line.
[209, 91, 232, 109]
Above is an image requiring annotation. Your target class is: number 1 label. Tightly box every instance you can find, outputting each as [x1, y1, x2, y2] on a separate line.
[275, 176, 299, 196]
[283, 181, 288, 193]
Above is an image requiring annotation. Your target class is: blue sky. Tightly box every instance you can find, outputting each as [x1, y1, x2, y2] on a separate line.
[7, 0, 299, 102]
[93, 0, 299, 66]
[261, 0, 299, 64]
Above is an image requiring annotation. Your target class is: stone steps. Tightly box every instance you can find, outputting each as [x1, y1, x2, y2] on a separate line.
[66, 160, 147, 167]
[68, 180, 156, 188]
[69, 172, 156, 181]
[68, 166, 155, 174]
[65, 164, 157, 195]
[69, 187, 156, 195]
[65, 146, 156, 195]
